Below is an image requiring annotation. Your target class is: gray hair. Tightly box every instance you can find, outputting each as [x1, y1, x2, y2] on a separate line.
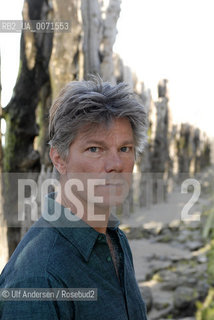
[49, 76, 147, 158]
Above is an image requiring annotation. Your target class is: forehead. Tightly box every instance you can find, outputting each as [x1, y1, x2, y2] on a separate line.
[75, 118, 134, 143]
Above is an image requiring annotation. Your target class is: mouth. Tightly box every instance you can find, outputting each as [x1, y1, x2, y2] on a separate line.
[98, 181, 124, 186]
[95, 184, 123, 188]
[106, 183, 123, 186]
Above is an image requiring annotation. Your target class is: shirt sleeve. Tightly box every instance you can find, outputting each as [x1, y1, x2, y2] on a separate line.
[0, 276, 74, 320]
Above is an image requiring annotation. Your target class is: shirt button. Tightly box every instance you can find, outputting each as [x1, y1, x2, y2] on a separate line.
[106, 256, 111, 262]
[97, 234, 104, 241]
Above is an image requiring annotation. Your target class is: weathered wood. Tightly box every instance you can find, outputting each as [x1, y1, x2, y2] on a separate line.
[3, 0, 53, 256]
[0, 53, 9, 271]
[100, 0, 121, 82]
[81, 0, 102, 78]
[0, 53, 2, 171]
[49, 0, 82, 99]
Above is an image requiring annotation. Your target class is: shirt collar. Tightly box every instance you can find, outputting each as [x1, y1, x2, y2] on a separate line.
[42, 193, 120, 262]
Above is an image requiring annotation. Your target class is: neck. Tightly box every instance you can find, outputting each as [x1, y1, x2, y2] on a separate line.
[55, 190, 110, 234]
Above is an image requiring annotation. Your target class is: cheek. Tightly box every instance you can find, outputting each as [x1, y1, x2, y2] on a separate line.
[124, 157, 135, 171]
[70, 158, 104, 173]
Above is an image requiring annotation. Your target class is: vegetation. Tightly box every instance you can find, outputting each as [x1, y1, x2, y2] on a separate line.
[196, 198, 214, 320]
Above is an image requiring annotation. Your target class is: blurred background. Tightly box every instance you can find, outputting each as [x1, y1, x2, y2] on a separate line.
[0, 1, 214, 319]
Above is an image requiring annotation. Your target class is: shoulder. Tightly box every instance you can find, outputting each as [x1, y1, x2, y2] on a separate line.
[0, 218, 60, 286]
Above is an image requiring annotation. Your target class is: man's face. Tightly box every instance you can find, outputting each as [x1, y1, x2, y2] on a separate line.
[60, 117, 135, 209]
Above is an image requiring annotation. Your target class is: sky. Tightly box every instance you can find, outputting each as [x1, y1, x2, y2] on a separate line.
[114, 0, 214, 139]
[0, 0, 214, 139]
[0, 0, 23, 106]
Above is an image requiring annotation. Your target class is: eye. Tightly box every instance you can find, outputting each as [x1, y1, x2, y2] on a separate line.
[120, 146, 131, 152]
[88, 147, 100, 153]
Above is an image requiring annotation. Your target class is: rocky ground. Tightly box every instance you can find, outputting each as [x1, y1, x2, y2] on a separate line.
[121, 166, 214, 320]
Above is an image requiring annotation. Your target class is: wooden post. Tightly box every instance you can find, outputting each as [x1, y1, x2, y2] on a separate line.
[0, 52, 9, 271]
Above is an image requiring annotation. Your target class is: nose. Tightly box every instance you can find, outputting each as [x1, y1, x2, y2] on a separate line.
[104, 151, 123, 173]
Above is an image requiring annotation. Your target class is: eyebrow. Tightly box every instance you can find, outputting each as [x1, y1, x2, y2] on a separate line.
[83, 139, 135, 146]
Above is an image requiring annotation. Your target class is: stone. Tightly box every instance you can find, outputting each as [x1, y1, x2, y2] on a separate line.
[178, 228, 202, 244]
[153, 300, 170, 311]
[177, 233, 190, 243]
[173, 286, 199, 311]
[148, 305, 173, 320]
[197, 280, 209, 300]
[185, 241, 203, 251]
[125, 227, 145, 240]
[155, 229, 174, 243]
[170, 241, 186, 249]
[177, 318, 196, 320]
[185, 220, 201, 230]
[143, 221, 165, 236]
[169, 254, 192, 263]
[169, 219, 181, 231]
[149, 260, 172, 274]
[156, 270, 178, 290]
[197, 254, 207, 264]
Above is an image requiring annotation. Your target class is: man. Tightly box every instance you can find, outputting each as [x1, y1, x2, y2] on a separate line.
[0, 76, 148, 319]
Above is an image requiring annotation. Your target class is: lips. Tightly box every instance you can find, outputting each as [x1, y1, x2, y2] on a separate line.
[95, 184, 123, 187]
[98, 181, 124, 186]
[105, 183, 123, 186]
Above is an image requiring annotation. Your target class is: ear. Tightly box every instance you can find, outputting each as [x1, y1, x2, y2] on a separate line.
[49, 147, 66, 175]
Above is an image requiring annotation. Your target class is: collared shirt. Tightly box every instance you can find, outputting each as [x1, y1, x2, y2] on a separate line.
[0, 194, 147, 320]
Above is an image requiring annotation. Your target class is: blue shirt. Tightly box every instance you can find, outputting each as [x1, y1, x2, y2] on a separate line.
[0, 194, 147, 319]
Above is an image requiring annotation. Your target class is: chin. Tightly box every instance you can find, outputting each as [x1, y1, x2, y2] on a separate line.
[92, 195, 128, 208]
[92, 185, 129, 207]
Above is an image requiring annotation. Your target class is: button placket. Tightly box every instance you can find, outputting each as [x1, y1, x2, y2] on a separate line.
[106, 256, 111, 262]
[97, 233, 116, 273]
[97, 234, 103, 241]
